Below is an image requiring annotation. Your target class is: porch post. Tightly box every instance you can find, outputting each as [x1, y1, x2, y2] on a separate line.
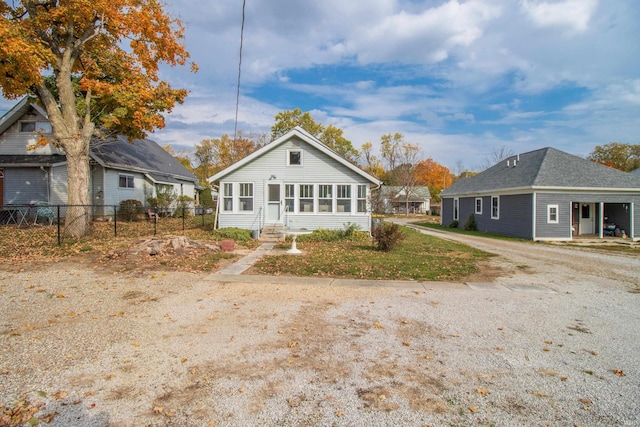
[598, 202, 604, 239]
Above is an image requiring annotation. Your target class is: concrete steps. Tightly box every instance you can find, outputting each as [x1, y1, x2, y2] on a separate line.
[260, 225, 285, 242]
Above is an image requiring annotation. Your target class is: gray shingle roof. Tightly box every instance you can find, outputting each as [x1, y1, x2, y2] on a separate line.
[442, 147, 640, 197]
[90, 135, 197, 182]
[382, 185, 431, 201]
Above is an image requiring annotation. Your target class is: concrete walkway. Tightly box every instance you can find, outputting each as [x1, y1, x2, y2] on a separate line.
[213, 242, 277, 275]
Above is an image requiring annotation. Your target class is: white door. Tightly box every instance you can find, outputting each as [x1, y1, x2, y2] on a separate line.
[579, 203, 595, 235]
[266, 182, 282, 224]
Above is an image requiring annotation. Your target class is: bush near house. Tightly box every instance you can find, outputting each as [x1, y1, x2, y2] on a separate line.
[463, 214, 477, 231]
[372, 222, 405, 252]
[119, 199, 144, 221]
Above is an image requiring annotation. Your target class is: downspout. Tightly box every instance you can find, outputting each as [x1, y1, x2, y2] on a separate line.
[40, 166, 50, 203]
[532, 192, 536, 240]
[212, 183, 220, 230]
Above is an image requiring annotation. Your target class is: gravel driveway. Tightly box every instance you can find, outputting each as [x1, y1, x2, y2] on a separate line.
[1, 226, 639, 426]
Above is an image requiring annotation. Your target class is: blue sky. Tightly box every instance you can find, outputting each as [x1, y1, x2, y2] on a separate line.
[2, 0, 639, 171]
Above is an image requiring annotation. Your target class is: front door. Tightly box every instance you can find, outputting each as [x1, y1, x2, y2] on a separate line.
[579, 203, 595, 235]
[266, 182, 282, 224]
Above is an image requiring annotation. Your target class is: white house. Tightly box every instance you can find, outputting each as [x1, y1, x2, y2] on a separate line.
[209, 127, 382, 234]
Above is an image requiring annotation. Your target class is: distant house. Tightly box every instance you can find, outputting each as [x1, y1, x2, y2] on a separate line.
[0, 98, 199, 215]
[440, 147, 640, 241]
[381, 185, 431, 214]
[208, 126, 382, 233]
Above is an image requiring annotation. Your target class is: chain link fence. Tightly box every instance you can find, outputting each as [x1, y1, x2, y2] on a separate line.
[0, 204, 217, 245]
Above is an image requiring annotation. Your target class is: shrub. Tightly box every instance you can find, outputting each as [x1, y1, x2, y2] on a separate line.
[212, 227, 252, 242]
[199, 186, 214, 208]
[372, 222, 405, 252]
[463, 214, 477, 231]
[298, 223, 364, 242]
[448, 220, 459, 228]
[119, 199, 143, 222]
[174, 195, 194, 218]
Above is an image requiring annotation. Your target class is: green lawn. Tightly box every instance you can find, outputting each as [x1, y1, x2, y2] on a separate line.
[252, 226, 494, 281]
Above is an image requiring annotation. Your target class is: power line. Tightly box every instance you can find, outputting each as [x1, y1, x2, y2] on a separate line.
[233, 0, 246, 143]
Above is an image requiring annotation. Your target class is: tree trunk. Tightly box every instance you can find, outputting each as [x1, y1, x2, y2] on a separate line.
[64, 141, 91, 238]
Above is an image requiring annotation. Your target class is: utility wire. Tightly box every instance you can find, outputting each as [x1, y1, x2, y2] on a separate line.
[233, 0, 246, 144]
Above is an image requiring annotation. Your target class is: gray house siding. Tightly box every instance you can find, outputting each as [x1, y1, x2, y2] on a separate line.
[534, 193, 572, 240]
[441, 197, 453, 226]
[3, 168, 48, 204]
[443, 194, 533, 238]
[535, 192, 640, 240]
[50, 164, 68, 205]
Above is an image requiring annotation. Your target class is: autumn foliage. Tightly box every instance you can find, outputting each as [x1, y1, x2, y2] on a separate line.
[0, 1, 195, 237]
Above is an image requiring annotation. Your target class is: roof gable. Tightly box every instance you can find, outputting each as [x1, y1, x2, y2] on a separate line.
[209, 126, 381, 184]
[442, 147, 640, 196]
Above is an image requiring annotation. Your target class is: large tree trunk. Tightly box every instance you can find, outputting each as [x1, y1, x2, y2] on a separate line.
[64, 141, 92, 238]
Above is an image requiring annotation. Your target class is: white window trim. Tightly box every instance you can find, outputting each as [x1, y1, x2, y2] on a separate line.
[287, 149, 303, 166]
[547, 204, 559, 224]
[298, 184, 314, 214]
[222, 183, 234, 212]
[475, 197, 482, 215]
[118, 174, 135, 189]
[453, 197, 459, 221]
[318, 184, 333, 214]
[336, 184, 352, 214]
[238, 183, 254, 213]
[491, 196, 499, 219]
[356, 184, 367, 213]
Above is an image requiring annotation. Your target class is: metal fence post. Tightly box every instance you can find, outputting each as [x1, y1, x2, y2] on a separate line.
[57, 205, 61, 246]
[114, 205, 117, 237]
[182, 207, 186, 230]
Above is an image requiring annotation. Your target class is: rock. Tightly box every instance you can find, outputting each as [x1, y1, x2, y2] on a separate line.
[220, 239, 235, 252]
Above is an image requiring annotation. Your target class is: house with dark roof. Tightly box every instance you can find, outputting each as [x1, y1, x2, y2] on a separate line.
[0, 98, 199, 215]
[440, 147, 640, 241]
[209, 127, 381, 234]
[381, 185, 431, 214]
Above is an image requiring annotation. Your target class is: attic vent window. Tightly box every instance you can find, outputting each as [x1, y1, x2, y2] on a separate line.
[20, 121, 52, 133]
[287, 149, 302, 166]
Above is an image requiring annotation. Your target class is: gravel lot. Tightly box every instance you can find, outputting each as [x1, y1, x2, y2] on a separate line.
[1, 226, 639, 426]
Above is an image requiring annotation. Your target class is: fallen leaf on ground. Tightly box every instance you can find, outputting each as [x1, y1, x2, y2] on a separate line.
[469, 406, 478, 413]
[612, 369, 626, 377]
[477, 388, 490, 395]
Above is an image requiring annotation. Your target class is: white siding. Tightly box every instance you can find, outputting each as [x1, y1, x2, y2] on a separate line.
[217, 137, 375, 231]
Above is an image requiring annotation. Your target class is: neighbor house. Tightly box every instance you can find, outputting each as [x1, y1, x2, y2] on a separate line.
[440, 147, 640, 241]
[381, 185, 431, 214]
[0, 98, 199, 216]
[208, 126, 382, 234]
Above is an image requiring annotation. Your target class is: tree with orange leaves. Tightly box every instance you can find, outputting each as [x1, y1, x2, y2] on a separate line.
[415, 158, 452, 202]
[0, 1, 195, 237]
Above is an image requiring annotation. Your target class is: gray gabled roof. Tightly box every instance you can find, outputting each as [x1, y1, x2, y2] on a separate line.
[442, 147, 640, 197]
[382, 185, 431, 201]
[0, 98, 197, 184]
[90, 135, 197, 183]
[209, 126, 381, 185]
[631, 168, 640, 176]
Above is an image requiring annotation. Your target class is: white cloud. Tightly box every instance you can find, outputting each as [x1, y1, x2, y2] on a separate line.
[521, 0, 598, 34]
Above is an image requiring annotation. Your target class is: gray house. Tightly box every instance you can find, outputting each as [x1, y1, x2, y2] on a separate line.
[209, 126, 382, 233]
[441, 147, 640, 241]
[0, 98, 199, 214]
[381, 185, 431, 214]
